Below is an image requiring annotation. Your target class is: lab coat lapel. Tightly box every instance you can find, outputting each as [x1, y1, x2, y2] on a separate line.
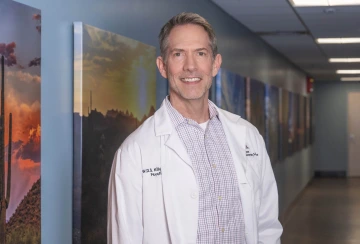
[165, 133, 192, 168]
[154, 101, 196, 243]
[218, 109, 248, 183]
[218, 108, 256, 241]
[154, 100, 192, 168]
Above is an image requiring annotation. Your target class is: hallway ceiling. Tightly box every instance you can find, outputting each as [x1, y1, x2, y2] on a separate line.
[212, 0, 360, 82]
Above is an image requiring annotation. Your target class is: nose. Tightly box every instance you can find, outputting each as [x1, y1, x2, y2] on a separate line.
[183, 54, 197, 72]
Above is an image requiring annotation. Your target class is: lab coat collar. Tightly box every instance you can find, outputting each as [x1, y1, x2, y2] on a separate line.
[154, 100, 192, 168]
[154, 99, 240, 135]
[154, 100, 173, 136]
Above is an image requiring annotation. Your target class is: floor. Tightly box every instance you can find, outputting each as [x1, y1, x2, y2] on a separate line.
[281, 178, 360, 244]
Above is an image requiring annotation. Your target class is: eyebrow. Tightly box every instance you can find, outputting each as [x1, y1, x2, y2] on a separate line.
[195, 48, 209, 52]
[170, 48, 185, 53]
[170, 48, 209, 52]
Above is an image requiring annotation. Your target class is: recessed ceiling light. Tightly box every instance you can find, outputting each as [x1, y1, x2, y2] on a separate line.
[329, 58, 360, 62]
[292, 0, 360, 6]
[291, 0, 328, 6]
[341, 77, 360, 81]
[330, 0, 360, 5]
[337, 70, 360, 74]
[317, 38, 360, 44]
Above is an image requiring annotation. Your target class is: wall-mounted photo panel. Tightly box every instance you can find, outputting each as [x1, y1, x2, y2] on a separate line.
[279, 89, 289, 161]
[265, 85, 279, 165]
[288, 92, 298, 156]
[73, 23, 156, 244]
[305, 96, 311, 146]
[1, 1, 41, 243]
[294, 93, 300, 152]
[246, 78, 265, 138]
[298, 95, 305, 150]
[214, 68, 246, 118]
[309, 97, 315, 144]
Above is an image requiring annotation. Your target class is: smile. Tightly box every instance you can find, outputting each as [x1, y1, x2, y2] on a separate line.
[180, 77, 201, 83]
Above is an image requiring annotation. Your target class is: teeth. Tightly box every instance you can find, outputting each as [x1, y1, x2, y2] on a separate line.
[182, 77, 200, 82]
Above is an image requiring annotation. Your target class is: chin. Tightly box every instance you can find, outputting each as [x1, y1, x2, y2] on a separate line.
[180, 92, 207, 101]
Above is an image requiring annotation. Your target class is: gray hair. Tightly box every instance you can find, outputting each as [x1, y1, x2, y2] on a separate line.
[158, 12, 218, 61]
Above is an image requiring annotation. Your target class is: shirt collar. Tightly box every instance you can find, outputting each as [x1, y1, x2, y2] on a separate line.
[165, 96, 219, 128]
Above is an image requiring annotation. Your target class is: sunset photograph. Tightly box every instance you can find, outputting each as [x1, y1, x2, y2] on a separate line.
[0, 1, 41, 243]
[73, 23, 156, 244]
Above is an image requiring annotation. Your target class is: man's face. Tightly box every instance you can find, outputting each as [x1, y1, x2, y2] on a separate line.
[157, 24, 221, 104]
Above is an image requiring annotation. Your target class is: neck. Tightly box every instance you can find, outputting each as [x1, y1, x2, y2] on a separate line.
[169, 95, 209, 123]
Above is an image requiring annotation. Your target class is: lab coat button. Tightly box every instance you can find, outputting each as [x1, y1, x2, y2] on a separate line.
[191, 192, 197, 199]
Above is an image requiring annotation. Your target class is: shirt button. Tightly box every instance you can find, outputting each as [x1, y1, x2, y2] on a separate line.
[190, 192, 197, 199]
[218, 196, 222, 200]
[212, 164, 216, 168]
[221, 228, 225, 232]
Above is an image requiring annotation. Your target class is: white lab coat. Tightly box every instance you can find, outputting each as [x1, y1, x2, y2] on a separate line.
[108, 100, 283, 244]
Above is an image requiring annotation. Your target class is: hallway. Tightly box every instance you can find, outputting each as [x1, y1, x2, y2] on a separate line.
[282, 178, 360, 244]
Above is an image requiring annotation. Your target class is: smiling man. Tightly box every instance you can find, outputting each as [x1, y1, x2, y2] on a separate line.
[108, 12, 283, 244]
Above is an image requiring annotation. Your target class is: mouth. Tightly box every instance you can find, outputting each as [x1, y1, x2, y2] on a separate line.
[180, 77, 201, 83]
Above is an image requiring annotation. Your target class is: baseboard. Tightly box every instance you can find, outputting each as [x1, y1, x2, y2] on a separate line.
[314, 171, 346, 178]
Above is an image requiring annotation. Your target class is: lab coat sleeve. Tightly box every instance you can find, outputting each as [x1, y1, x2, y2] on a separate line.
[258, 136, 283, 244]
[107, 142, 143, 244]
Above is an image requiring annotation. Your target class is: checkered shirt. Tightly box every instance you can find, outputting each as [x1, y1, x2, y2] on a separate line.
[165, 97, 246, 244]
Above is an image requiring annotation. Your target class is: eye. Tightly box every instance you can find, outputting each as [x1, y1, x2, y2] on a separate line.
[174, 52, 181, 57]
[198, 51, 206, 56]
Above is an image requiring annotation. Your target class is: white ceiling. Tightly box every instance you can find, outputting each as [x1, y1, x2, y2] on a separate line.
[212, 0, 360, 81]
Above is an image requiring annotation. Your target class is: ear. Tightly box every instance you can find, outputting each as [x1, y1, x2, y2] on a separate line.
[212, 54, 222, 77]
[156, 56, 167, 79]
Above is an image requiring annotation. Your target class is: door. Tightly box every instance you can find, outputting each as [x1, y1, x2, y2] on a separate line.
[348, 92, 360, 177]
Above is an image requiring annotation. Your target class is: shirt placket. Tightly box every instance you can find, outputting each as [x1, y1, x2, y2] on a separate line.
[205, 119, 227, 243]
[186, 121, 218, 244]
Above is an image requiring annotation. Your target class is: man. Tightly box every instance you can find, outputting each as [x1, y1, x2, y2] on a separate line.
[108, 12, 282, 244]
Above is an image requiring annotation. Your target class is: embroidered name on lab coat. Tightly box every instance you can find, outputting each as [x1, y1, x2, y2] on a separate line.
[142, 167, 162, 176]
[246, 145, 259, 157]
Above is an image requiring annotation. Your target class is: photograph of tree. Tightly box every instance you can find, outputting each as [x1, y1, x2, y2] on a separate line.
[0, 1, 41, 243]
[246, 77, 265, 138]
[265, 84, 279, 165]
[214, 68, 246, 118]
[279, 88, 289, 161]
[73, 23, 156, 244]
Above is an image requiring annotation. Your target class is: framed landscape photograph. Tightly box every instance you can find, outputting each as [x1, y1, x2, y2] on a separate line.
[73, 22, 156, 244]
[279, 88, 289, 161]
[246, 77, 265, 138]
[265, 84, 279, 165]
[214, 68, 246, 118]
[298, 95, 305, 150]
[1, 1, 41, 243]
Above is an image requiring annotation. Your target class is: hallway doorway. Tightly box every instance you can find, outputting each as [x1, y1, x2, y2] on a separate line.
[348, 92, 360, 177]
